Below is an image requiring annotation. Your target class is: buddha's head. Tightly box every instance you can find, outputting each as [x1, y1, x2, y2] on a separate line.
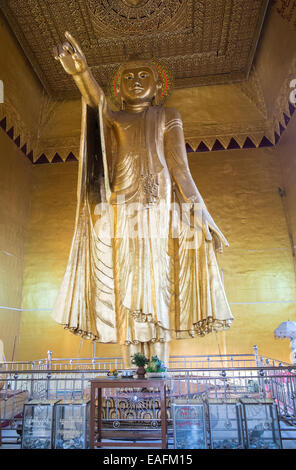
[115, 60, 162, 109]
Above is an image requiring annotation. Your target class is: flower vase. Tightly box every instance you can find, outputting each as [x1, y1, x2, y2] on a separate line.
[136, 366, 146, 378]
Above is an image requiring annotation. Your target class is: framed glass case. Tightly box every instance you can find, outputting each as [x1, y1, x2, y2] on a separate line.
[240, 398, 282, 449]
[172, 399, 208, 449]
[53, 400, 90, 449]
[21, 400, 60, 449]
[208, 399, 244, 449]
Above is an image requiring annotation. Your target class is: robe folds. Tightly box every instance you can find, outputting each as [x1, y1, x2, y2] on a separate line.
[51, 98, 233, 345]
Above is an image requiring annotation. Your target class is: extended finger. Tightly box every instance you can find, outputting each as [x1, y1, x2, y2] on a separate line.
[53, 45, 60, 61]
[54, 44, 65, 60]
[65, 31, 83, 55]
[62, 42, 75, 55]
[213, 233, 223, 253]
[58, 44, 68, 58]
[203, 222, 212, 241]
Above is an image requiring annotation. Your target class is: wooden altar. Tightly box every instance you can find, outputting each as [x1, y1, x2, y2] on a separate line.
[89, 377, 168, 449]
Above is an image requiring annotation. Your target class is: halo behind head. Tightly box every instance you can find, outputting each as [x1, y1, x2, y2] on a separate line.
[109, 58, 173, 106]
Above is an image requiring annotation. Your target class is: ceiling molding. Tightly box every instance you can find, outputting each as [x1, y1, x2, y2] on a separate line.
[275, 0, 296, 30]
[0, 0, 269, 100]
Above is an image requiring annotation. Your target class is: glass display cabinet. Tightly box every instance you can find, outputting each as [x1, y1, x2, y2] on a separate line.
[207, 399, 244, 449]
[172, 399, 208, 449]
[53, 400, 90, 449]
[240, 398, 282, 449]
[21, 400, 60, 449]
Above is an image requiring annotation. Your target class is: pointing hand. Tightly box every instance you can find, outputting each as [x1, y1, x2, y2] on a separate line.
[54, 31, 87, 76]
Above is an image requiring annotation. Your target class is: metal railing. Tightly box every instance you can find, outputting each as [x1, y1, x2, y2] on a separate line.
[0, 349, 260, 372]
[1, 348, 296, 447]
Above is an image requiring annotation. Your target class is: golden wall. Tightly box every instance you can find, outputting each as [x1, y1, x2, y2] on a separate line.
[0, 131, 32, 360]
[18, 162, 122, 360]
[183, 143, 296, 362]
[0, 10, 43, 361]
[17, 140, 296, 362]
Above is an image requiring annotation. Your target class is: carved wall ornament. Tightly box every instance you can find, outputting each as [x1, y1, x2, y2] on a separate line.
[0, 0, 269, 100]
[238, 66, 268, 119]
[275, 0, 296, 29]
[2, 1, 293, 163]
[122, 0, 150, 6]
[269, 51, 296, 135]
[87, 0, 188, 36]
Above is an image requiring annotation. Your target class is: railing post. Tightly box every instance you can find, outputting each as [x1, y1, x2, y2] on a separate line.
[258, 369, 266, 399]
[12, 373, 18, 419]
[81, 372, 85, 401]
[253, 345, 259, 367]
[47, 350, 52, 370]
[292, 371, 296, 416]
[47, 373, 52, 400]
[30, 372, 34, 399]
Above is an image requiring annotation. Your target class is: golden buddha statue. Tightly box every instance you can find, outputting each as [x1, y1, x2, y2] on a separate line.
[52, 32, 233, 366]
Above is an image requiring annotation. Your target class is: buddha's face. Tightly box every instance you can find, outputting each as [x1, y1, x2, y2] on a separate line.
[119, 66, 158, 106]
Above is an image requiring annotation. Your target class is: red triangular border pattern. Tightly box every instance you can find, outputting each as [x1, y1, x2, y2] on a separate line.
[227, 138, 241, 150]
[51, 153, 64, 163]
[0, 100, 295, 162]
[279, 122, 285, 135]
[196, 141, 210, 152]
[212, 139, 225, 151]
[34, 154, 50, 164]
[283, 112, 290, 126]
[66, 152, 78, 162]
[7, 127, 14, 139]
[259, 136, 273, 147]
[21, 143, 27, 155]
[289, 102, 295, 116]
[243, 137, 256, 149]
[185, 143, 194, 152]
[0, 117, 7, 130]
[26, 151, 34, 163]
[14, 135, 21, 147]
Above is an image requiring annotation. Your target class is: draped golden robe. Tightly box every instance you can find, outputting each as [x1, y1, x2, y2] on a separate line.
[51, 98, 233, 345]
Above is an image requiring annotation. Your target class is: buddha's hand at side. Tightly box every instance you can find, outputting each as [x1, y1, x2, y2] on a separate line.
[54, 31, 87, 75]
[200, 207, 229, 253]
[189, 198, 229, 252]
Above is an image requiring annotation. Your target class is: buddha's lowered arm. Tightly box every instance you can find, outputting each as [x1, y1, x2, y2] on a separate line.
[164, 109, 206, 205]
[164, 108, 228, 250]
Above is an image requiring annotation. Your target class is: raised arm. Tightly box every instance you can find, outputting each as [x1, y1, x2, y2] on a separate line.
[164, 107, 229, 250]
[54, 32, 106, 111]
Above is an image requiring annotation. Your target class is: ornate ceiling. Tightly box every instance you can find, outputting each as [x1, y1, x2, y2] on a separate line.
[0, 0, 269, 100]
